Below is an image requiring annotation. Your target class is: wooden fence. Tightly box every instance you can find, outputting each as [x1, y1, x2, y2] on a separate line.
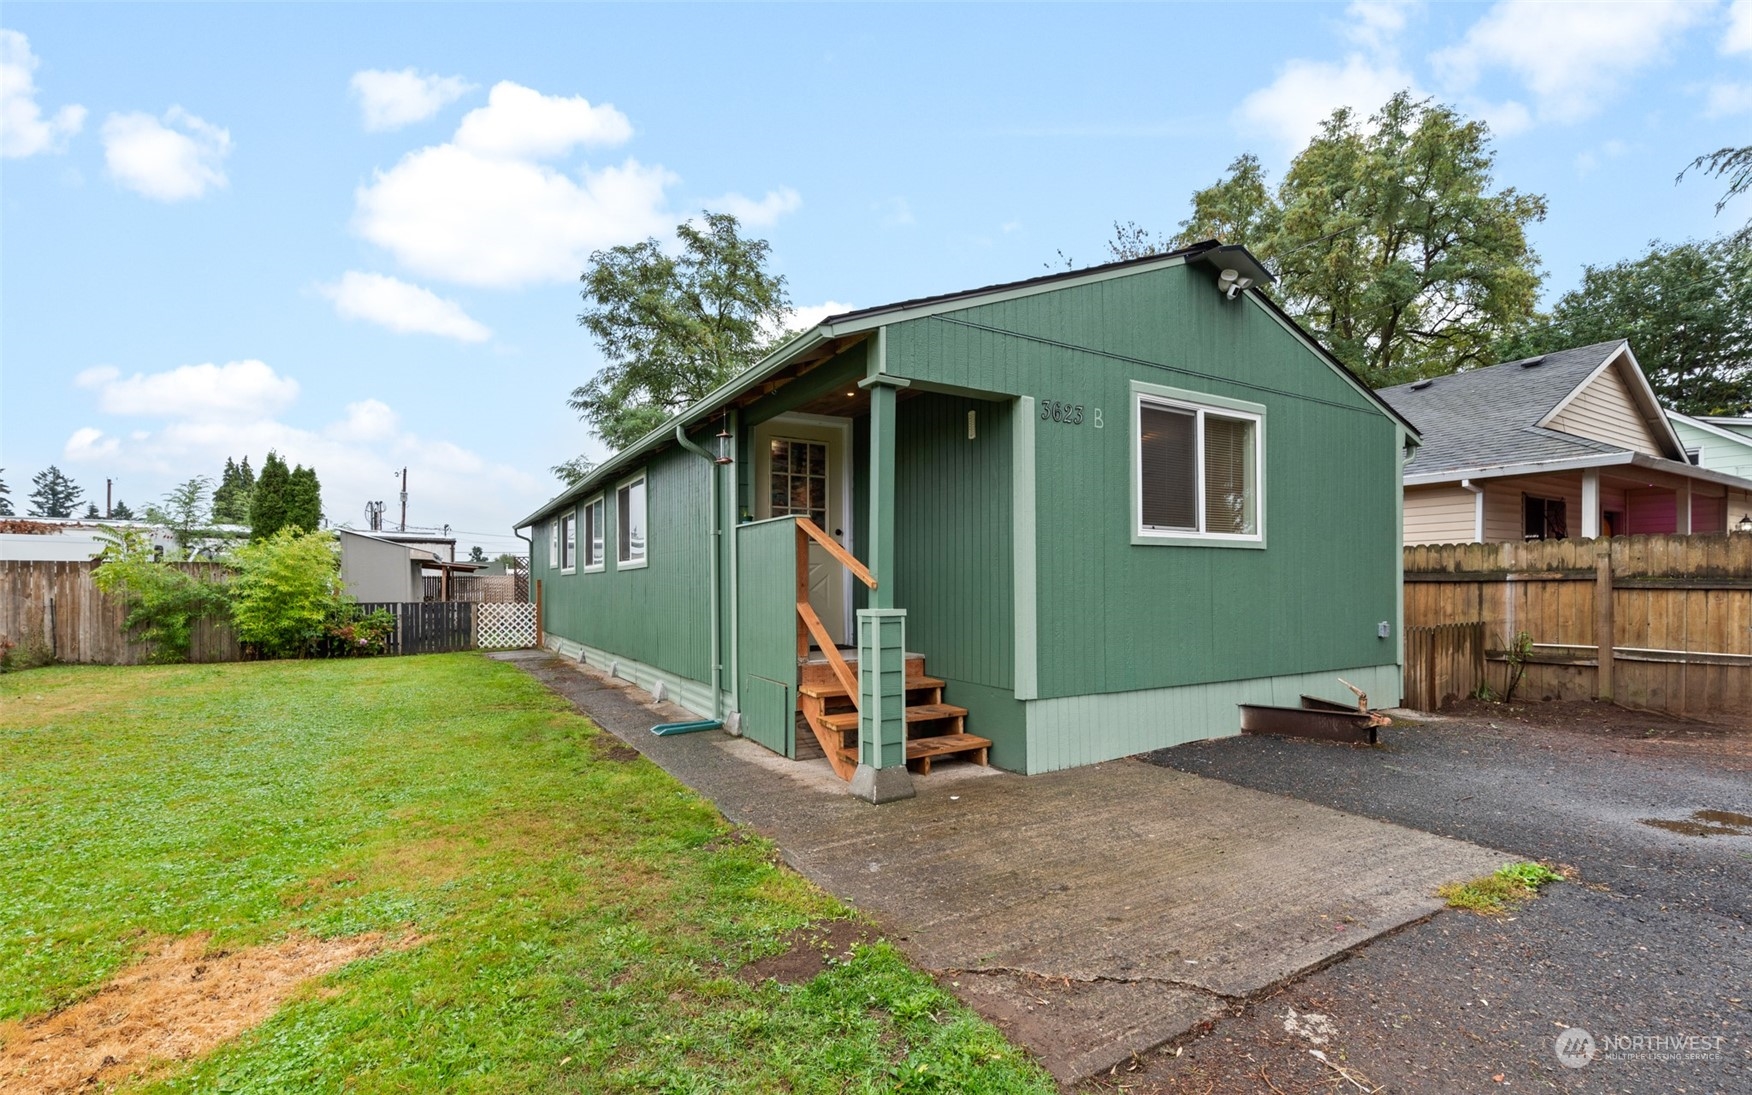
[1, 560, 239, 665]
[1403, 533, 1752, 715]
[1, 561, 499, 665]
[353, 601, 477, 655]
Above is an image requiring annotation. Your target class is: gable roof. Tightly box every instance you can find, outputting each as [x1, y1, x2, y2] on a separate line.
[1380, 340, 1688, 481]
[519, 242, 1415, 528]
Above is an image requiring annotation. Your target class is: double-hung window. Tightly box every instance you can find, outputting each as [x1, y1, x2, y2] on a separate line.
[548, 519, 559, 568]
[582, 495, 605, 571]
[559, 512, 577, 572]
[1133, 382, 1265, 546]
[617, 473, 647, 568]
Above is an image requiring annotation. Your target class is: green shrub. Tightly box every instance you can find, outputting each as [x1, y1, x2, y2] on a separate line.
[90, 527, 229, 663]
[229, 528, 347, 658]
[324, 607, 397, 657]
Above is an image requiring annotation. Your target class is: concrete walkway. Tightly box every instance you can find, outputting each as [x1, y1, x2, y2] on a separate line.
[501, 652, 1510, 1083]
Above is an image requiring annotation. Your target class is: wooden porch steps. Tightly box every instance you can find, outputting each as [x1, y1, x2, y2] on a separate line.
[818, 702, 968, 734]
[800, 675, 945, 701]
[797, 650, 991, 782]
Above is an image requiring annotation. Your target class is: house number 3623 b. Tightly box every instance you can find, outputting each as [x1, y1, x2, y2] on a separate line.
[1041, 400, 1102, 427]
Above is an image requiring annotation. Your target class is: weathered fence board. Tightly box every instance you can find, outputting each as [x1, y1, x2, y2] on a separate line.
[1404, 533, 1752, 715]
[354, 601, 476, 655]
[1, 560, 238, 665]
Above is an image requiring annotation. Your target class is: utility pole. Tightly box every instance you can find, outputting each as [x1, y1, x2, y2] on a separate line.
[399, 467, 408, 532]
[106, 479, 113, 518]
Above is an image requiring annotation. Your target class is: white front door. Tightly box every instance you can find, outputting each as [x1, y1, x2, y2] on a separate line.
[753, 415, 852, 647]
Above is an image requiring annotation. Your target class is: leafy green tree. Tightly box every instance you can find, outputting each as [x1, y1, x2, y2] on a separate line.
[146, 476, 214, 556]
[250, 452, 291, 539]
[1120, 93, 1546, 387]
[0, 469, 12, 516]
[286, 464, 323, 532]
[91, 525, 229, 663]
[212, 456, 256, 525]
[28, 466, 84, 517]
[467, 545, 487, 563]
[568, 211, 792, 452]
[229, 528, 346, 658]
[1496, 237, 1752, 416]
[551, 455, 595, 486]
[1681, 145, 1751, 244]
[110, 499, 135, 520]
[84, 503, 101, 518]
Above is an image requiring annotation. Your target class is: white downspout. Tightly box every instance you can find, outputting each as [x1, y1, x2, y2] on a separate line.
[1460, 479, 1484, 543]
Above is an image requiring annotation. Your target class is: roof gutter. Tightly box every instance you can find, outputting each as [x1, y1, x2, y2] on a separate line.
[1406, 451, 1752, 491]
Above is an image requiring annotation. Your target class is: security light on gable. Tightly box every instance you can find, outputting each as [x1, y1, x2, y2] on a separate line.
[1218, 268, 1254, 300]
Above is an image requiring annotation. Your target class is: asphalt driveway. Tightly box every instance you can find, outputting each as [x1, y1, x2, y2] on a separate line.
[1115, 709, 1752, 1094]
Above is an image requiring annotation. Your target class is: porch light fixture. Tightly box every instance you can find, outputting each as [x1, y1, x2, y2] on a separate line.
[714, 422, 734, 465]
[1738, 513, 1752, 534]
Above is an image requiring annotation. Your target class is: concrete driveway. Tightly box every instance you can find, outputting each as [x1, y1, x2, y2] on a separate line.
[504, 652, 1509, 1083]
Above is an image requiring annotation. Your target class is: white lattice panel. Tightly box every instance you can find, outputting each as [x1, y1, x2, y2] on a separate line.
[476, 602, 538, 649]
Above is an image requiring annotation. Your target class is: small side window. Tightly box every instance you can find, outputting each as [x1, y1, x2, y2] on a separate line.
[560, 513, 577, 572]
[617, 474, 648, 568]
[583, 495, 605, 571]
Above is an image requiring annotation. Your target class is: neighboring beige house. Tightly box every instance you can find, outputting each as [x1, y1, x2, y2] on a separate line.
[1381, 340, 1752, 546]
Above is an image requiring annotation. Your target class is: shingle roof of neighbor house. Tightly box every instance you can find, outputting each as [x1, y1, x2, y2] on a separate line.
[1378, 340, 1639, 476]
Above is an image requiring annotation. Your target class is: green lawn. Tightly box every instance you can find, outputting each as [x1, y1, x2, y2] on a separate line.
[0, 655, 1052, 1093]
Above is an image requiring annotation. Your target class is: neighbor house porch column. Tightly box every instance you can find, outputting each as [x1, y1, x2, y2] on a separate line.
[1676, 480, 1692, 534]
[1581, 468, 1601, 539]
[852, 328, 914, 804]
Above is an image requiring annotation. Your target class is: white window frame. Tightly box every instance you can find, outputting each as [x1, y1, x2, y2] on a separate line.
[582, 494, 606, 573]
[559, 511, 577, 573]
[616, 471, 649, 570]
[548, 518, 559, 569]
[1130, 380, 1266, 549]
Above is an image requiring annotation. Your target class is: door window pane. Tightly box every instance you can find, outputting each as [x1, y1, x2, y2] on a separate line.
[770, 438, 830, 530]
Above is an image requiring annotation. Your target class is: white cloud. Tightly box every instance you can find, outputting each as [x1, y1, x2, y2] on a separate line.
[327, 398, 400, 442]
[1, 29, 85, 157]
[355, 146, 676, 288]
[318, 271, 491, 342]
[77, 359, 300, 421]
[352, 79, 798, 288]
[453, 81, 632, 159]
[1707, 82, 1752, 116]
[63, 360, 540, 537]
[708, 187, 801, 227]
[1726, 0, 1752, 54]
[784, 300, 854, 334]
[1431, 0, 1707, 124]
[1237, 54, 1419, 150]
[1344, 0, 1416, 52]
[1575, 138, 1629, 175]
[100, 106, 230, 200]
[64, 426, 118, 461]
[350, 67, 474, 131]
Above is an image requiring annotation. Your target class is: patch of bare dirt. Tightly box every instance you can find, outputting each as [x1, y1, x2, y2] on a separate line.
[1438, 698, 1752, 760]
[589, 732, 642, 763]
[737, 920, 879, 985]
[0, 930, 422, 1095]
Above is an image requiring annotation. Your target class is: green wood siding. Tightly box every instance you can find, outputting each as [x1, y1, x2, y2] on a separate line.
[735, 517, 799, 757]
[884, 265, 1402, 701]
[890, 392, 1024, 767]
[533, 443, 713, 687]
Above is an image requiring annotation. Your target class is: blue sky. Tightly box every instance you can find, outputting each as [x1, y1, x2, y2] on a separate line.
[3, 1, 1748, 554]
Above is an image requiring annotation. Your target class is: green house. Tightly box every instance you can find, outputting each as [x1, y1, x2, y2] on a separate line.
[518, 244, 1418, 801]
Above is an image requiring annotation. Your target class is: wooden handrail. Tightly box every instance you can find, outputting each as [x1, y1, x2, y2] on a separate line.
[795, 518, 876, 589]
[798, 601, 859, 708]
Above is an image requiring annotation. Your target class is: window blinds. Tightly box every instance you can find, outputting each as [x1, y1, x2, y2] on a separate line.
[1139, 403, 1197, 529]
[1203, 415, 1256, 535]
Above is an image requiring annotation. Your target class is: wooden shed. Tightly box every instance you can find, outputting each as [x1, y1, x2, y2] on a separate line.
[518, 243, 1418, 801]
